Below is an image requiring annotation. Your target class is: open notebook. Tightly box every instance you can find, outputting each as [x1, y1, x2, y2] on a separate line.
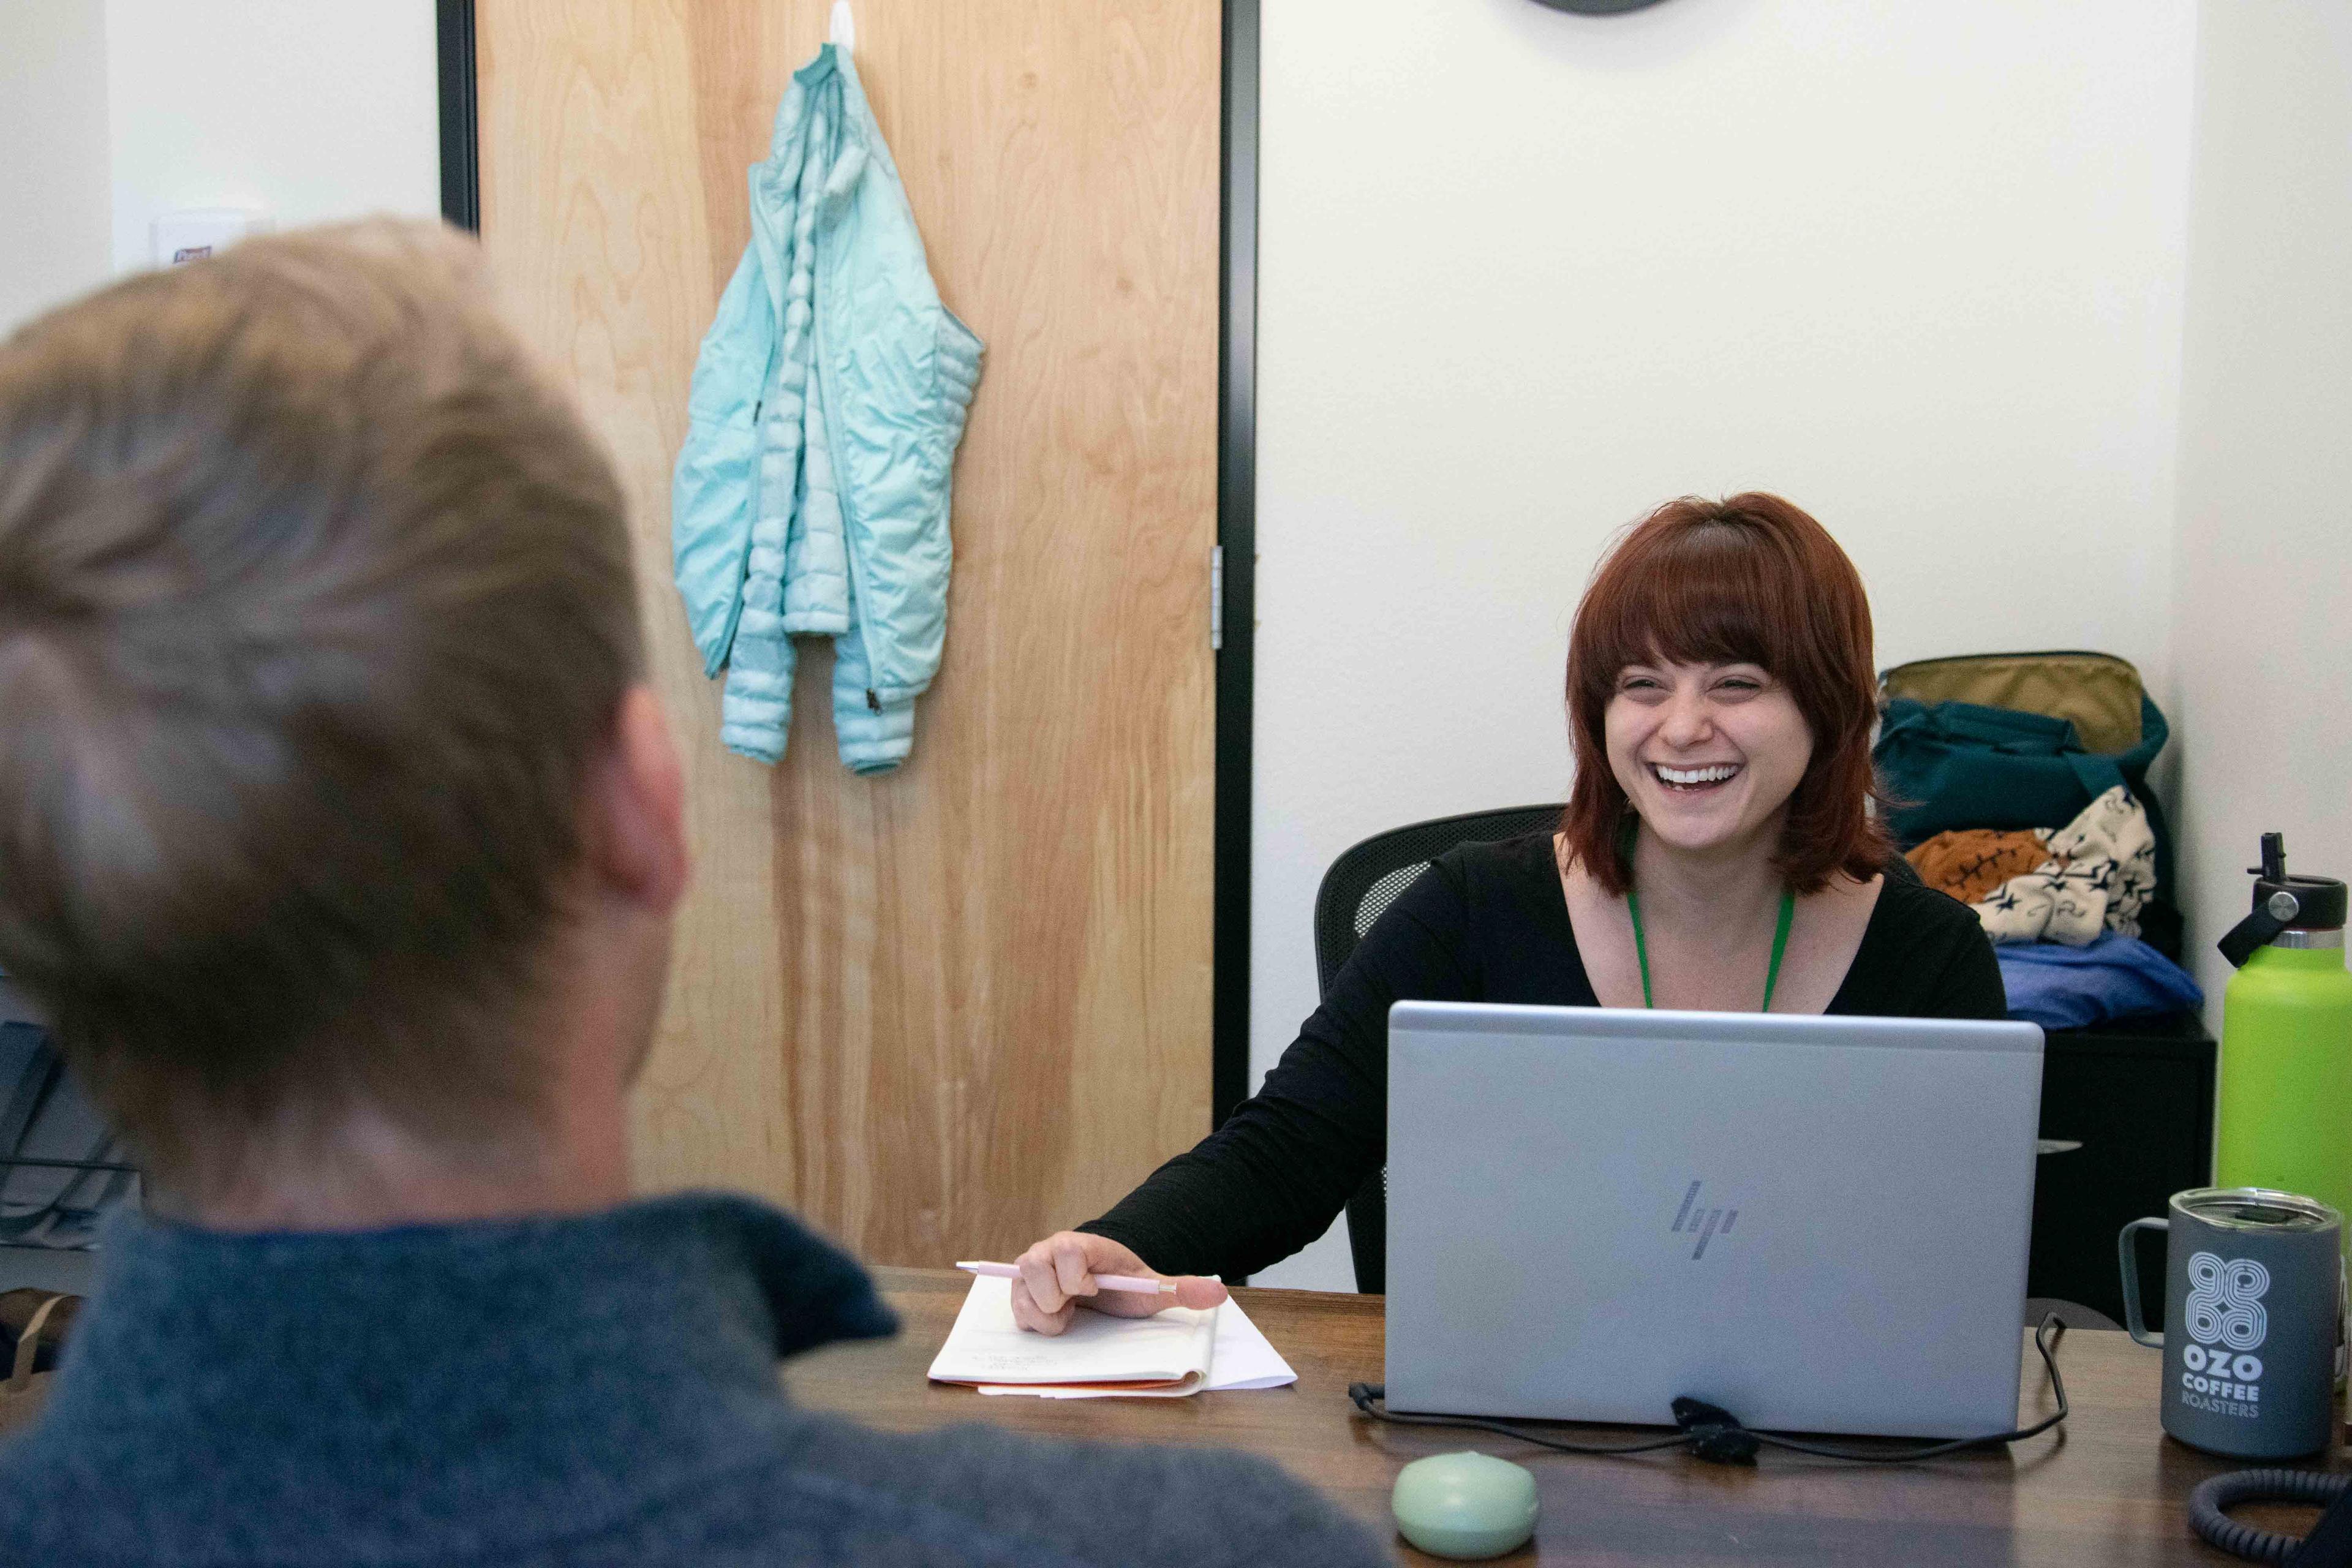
[927, 1276, 1297, 1399]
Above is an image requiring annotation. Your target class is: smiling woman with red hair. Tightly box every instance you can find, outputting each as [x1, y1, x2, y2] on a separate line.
[1006, 493, 2004, 1331]
[1562, 492, 1888, 905]
[1555, 492, 1908, 1015]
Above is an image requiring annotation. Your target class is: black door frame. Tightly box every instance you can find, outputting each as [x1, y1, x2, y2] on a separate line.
[434, 1, 478, 234]
[434, 0, 1259, 1133]
[1211, 0, 1257, 1130]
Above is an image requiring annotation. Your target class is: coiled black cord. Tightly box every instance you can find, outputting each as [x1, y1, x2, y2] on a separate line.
[1346, 1313, 2068, 1466]
[2187, 1469, 2351, 1565]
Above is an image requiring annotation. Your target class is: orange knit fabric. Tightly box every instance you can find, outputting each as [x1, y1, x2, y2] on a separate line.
[1905, 829, 2056, 905]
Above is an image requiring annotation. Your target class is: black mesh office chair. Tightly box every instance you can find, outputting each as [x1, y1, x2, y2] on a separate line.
[1311, 804, 1565, 1294]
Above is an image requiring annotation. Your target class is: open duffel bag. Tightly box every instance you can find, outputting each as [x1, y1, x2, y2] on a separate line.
[1874, 651, 2180, 959]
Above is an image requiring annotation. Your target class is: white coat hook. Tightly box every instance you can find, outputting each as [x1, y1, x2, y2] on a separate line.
[829, 0, 856, 53]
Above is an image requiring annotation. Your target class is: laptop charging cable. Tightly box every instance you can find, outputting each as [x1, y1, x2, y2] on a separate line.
[1348, 1311, 2069, 1467]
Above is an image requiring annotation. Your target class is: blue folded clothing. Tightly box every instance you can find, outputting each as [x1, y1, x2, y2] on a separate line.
[1996, 932, 2204, 1031]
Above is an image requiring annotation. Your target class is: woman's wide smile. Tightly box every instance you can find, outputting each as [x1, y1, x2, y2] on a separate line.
[1649, 760, 1744, 794]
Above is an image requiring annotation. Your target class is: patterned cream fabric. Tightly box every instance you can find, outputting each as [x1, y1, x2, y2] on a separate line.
[1973, 786, 2157, 945]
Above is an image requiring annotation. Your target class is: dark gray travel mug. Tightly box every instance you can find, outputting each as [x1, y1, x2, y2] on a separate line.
[2119, 1186, 2345, 1459]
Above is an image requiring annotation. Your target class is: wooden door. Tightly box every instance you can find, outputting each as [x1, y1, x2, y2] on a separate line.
[476, 1, 1219, 1264]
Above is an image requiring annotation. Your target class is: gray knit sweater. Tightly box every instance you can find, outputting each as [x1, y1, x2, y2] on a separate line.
[0, 1193, 1384, 1566]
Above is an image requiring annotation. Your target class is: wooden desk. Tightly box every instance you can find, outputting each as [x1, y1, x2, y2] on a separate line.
[785, 1268, 2347, 1566]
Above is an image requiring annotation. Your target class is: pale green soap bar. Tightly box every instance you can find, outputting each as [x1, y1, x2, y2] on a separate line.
[1390, 1451, 1539, 1560]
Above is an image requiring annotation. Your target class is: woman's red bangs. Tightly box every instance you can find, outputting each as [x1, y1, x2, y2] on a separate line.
[1577, 529, 1796, 692]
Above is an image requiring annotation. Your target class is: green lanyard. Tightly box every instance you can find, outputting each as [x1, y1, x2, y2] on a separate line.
[1626, 884, 1796, 1012]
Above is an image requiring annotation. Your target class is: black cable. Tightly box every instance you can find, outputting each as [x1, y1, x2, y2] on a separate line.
[1341, 1390, 1697, 1458]
[1348, 1313, 2069, 1467]
[2187, 1469, 2352, 1565]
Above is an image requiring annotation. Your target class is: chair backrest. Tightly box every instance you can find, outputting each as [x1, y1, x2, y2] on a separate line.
[1313, 804, 1567, 998]
[1311, 804, 1564, 1294]
[0, 1022, 139, 1252]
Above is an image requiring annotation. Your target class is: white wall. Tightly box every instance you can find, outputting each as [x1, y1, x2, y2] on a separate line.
[1250, 0, 2199, 1289]
[0, 1, 112, 334]
[2170, 6, 2352, 1020]
[102, 0, 440, 274]
[0, 0, 438, 334]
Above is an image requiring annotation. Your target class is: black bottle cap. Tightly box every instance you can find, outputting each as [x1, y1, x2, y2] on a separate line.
[2250, 875, 2348, 932]
[2245, 834, 2347, 930]
[2219, 834, 2347, 967]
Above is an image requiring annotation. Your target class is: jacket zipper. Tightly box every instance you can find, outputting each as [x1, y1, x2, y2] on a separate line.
[714, 151, 800, 679]
[807, 156, 888, 715]
[704, 388, 767, 679]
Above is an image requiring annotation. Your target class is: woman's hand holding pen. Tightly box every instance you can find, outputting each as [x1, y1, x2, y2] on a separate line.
[1008, 1231, 1228, 1335]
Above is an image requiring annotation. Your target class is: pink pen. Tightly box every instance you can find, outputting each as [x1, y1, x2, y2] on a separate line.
[956, 1260, 1177, 1295]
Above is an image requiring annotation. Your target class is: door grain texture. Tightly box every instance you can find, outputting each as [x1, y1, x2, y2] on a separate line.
[476, 1, 1218, 1264]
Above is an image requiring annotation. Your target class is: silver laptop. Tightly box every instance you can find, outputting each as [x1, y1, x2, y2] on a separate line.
[1385, 1002, 2044, 1439]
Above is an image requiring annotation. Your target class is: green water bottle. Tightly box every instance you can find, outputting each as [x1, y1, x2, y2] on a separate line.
[2214, 832, 2352, 1242]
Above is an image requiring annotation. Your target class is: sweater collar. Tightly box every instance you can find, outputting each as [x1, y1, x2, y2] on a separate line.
[20, 1191, 895, 1559]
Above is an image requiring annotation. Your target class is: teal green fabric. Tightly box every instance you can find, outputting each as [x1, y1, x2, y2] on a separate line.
[674, 45, 982, 774]
[1874, 693, 2175, 893]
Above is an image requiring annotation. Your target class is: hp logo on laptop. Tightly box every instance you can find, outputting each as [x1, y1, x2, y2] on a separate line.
[1670, 1180, 1739, 1259]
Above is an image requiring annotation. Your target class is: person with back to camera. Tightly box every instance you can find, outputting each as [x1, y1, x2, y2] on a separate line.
[1011, 494, 2007, 1333]
[0, 221, 1382, 1566]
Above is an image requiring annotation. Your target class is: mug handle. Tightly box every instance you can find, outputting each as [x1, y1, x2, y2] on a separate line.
[2118, 1217, 2168, 1348]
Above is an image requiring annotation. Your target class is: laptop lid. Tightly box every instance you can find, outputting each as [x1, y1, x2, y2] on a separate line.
[1384, 1002, 2045, 1439]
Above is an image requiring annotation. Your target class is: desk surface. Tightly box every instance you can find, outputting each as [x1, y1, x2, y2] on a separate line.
[785, 1268, 2346, 1566]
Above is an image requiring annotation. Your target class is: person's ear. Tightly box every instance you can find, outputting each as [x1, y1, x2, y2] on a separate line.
[587, 684, 689, 913]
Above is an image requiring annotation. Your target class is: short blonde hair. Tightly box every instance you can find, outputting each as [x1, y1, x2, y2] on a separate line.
[0, 222, 642, 1188]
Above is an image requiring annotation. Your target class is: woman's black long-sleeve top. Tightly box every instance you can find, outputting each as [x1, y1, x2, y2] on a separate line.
[1079, 831, 2007, 1280]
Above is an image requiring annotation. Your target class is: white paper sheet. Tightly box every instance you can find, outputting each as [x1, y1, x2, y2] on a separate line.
[929, 1275, 1212, 1390]
[926, 1275, 1297, 1399]
[992, 1292, 1297, 1399]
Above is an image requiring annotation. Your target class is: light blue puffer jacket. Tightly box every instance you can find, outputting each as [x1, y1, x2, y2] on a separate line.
[673, 43, 982, 774]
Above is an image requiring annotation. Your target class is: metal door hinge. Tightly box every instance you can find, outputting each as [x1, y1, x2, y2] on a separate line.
[1210, 545, 1224, 652]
